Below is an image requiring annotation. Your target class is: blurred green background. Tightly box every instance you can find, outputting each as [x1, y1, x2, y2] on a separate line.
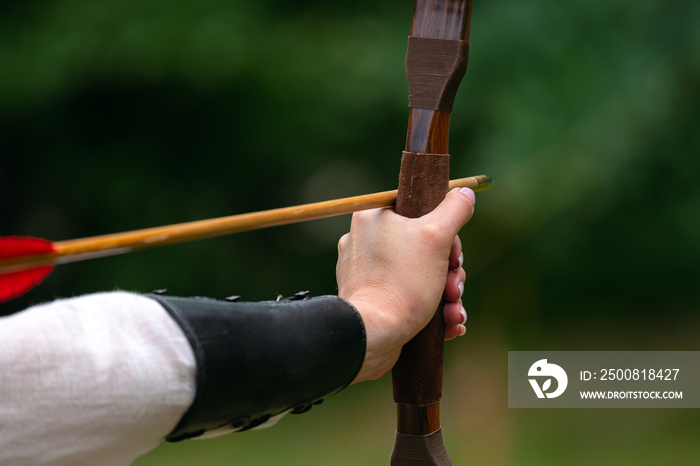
[2, 0, 699, 464]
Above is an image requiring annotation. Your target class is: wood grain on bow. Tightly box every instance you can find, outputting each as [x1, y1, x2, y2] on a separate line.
[391, 1, 473, 464]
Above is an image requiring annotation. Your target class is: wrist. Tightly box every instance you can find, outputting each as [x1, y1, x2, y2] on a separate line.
[345, 294, 408, 384]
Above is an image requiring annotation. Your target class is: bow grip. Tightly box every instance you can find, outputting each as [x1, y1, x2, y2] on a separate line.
[392, 150, 450, 410]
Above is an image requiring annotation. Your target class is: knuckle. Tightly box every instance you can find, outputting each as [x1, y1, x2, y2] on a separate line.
[337, 233, 350, 253]
[421, 220, 447, 244]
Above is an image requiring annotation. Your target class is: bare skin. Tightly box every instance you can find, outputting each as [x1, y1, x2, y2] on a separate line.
[337, 187, 476, 383]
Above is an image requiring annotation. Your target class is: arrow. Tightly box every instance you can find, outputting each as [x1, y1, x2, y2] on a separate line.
[0, 175, 491, 302]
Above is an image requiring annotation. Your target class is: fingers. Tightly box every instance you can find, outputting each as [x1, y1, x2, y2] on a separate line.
[444, 301, 467, 341]
[424, 187, 476, 238]
[445, 235, 467, 341]
[444, 300, 467, 341]
[448, 235, 463, 272]
[444, 266, 466, 302]
[445, 323, 466, 341]
[444, 300, 466, 326]
[443, 256, 467, 340]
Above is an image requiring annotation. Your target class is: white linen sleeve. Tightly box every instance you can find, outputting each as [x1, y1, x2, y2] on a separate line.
[0, 291, 197, 466]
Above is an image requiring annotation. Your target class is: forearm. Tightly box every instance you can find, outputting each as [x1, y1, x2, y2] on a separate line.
[151, 293, 365, 441]
[0, 292, 195, 466]
[0, 291, 366, 464]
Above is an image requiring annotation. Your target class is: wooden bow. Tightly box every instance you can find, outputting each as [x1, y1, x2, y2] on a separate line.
[390, 1, 473, 464]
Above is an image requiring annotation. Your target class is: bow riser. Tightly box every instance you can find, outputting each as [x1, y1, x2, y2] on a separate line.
[391, 0, 473, 463]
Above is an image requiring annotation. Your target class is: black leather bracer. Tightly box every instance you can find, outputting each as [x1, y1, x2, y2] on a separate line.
[147, 294, 366, 442]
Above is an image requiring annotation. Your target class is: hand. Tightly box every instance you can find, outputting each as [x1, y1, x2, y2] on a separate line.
[336, 187, 476, 383]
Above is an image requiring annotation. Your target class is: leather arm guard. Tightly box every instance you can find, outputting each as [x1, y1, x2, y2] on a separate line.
[147, 294, 366, 442]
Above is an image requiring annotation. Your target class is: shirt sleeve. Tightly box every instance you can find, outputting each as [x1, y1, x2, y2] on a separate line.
[0, 291, 197, 466]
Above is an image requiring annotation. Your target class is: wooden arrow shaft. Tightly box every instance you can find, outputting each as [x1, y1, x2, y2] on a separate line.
[0, 175, 490, 275]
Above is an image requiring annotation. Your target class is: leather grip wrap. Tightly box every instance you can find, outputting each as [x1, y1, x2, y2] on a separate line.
[149, 295, 366, 441]
[405, 36, 469, 112]
[392, 151, 450, 406]
[396, 151, 450, 218]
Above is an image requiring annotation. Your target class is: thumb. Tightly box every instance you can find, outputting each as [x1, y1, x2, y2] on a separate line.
[423, 187, 476, 236]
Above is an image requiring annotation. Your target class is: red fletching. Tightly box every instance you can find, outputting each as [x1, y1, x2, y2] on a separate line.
[0, 236, 55, 259]
[0, 266, 54, 302]
[0, 236, 56, 302]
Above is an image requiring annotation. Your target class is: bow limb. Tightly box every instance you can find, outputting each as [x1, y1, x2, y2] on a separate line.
[391, 1, 472, 464]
